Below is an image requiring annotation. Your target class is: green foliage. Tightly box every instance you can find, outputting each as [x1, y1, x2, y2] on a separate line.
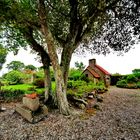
[112, 73, 122, 76]
[67, 80, 106, 98]
[36, 69, 44, 78]
[116, 73, 140, 89]
[2, 84, 33, 91]
[126, 74, 138, 83]
[134, 73, 140, 80]
[67, 80, 87, 89]
[132, 69, 140, 74]
[0, 44, 7, 70]
[67, 81, 95, 98]
[80, 74, 90, 83]
[33, 78, 44, 88]
[25, 64, 36, 70]
[6, 61, 25, 71]
[75, 61, 85, 71]
[136, 82, 140, 88]
[116, 79, 127, 88]
[0, 89, 24, 102]
[68, 69, 82, 81]
[5, 70, 25, 85]
[1, 83, 45, 94]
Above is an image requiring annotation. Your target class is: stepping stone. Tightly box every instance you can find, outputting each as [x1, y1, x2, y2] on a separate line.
[15, 104, 48, 123]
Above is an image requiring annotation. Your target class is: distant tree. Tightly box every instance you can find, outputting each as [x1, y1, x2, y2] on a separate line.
[112, 73, 122, 76]
[132, 69, 140, 74]
[75, 61, 85, 71]
[0, 44, 7, 70]
[0, 44, 7, 93]
[25, 65, 36, 71]
[7, 61, 25, 71]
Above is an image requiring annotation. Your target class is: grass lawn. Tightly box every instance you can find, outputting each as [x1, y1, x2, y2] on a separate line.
[1, 82, 56, 94]
[1, 84, 33, 91]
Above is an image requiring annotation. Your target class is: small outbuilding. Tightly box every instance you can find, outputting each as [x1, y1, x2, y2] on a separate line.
[82, 59, 111, 87]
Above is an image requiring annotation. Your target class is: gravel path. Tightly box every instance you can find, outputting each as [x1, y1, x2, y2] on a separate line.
[0, 87, 140, 140]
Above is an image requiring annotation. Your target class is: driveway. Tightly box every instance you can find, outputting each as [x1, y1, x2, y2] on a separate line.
[0, 87, 140, 140]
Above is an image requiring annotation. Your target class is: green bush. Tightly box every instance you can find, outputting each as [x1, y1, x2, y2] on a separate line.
[116, 79, 127, 88]
[134, 73, 140, 80]
[126, 74, 138, 83]
[68, 69, 81, 81]
[67, 80, 87, 89]
[80, 74, 90, 83]
[33, 78, 44, 88]
[136, 82, 140, 88]
[5, 70, 25, 85]
[67, 81, 102, 98]
[36, 69, 44, 78]
[0, 89, 24, 102]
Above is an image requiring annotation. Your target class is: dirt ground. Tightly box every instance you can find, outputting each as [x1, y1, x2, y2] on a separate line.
[0, 87, 140, 140]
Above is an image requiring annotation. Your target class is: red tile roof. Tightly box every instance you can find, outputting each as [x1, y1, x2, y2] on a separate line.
[95, 64, 111, 75]
[86, 66, 100, 78]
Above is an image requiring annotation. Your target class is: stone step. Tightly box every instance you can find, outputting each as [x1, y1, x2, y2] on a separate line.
[15, 104, 48, 123]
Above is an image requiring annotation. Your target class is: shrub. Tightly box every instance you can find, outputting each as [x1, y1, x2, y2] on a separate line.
[5, 70, 25, 85]
[134, 73, 140, 80]
[116, 79, 127, 88]
[68, 69, 81, 81]
[136, 82, 140, 88]
[67, 80, 87, 89]
[80, 74, 90, 83]
[36, 69, 44, 78]
[0, 89, 24, 102]
[33, 78, 44, 88]
[67, 81, 98, 98]
[126, 74, 138, 83]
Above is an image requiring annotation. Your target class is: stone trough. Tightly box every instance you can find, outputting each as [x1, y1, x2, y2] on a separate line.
[15, 94, 48, 123]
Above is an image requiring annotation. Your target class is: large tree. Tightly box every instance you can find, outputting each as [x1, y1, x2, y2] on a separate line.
[7, 60, 25, 71]
[0, 0, 140, 115]
[0, 44, 7, 70]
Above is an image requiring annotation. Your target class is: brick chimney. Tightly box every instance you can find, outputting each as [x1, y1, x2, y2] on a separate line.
[89, 59, 96, 68]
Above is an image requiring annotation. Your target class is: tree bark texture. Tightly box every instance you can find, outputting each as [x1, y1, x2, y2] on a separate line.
[38, 0, 70, 115]
[22, 26, 52, 102]
[43, 63, 52, 102]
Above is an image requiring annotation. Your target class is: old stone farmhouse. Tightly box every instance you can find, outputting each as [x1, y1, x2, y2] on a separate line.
[83, 59, 111, 87]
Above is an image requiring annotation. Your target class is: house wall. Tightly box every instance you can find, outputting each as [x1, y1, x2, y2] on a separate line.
[83, 70, 99, 84]
[94, 67, 111, 87]
[84, 59, 111, 86]
[104, 75, 111, 87]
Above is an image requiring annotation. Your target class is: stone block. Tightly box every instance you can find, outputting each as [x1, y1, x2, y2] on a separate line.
[23, 97, 39, 111]
[15, 104, 48, 123]
[15, 104, 33, 122]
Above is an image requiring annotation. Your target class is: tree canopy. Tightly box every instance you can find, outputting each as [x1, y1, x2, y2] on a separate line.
[132, 69, 140, 74]
[0, 44, 7, 70]
[75, 61, 85, 71]
[0, 0, 140, 115]
[0, 0, 139, 53]
[7, 61, 25, 71]
[25, 64, 37, 71]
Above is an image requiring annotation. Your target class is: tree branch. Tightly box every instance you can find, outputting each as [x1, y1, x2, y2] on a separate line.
[22, 26, 50, 66]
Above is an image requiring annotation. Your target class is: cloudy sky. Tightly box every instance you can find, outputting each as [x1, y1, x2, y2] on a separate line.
[0, 43, 140, 76]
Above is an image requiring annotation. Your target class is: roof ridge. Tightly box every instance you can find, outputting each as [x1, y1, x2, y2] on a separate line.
[95, 64, 110, 75]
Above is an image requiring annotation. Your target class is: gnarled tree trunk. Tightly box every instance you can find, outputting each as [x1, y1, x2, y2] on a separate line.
[38, 0, 70, 115]
[22, 26, 53, 103]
